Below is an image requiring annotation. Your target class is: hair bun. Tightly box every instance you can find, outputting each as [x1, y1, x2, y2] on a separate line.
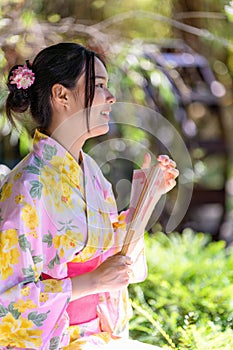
[6, 87, 30, 113]
[6, 65, 32, 124]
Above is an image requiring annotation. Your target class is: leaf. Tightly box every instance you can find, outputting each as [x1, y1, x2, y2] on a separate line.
[48, 253, 60, 270]
[24, 165, 40, 175]
[0, 305, 8, 317]
[48, 257, 55, 270]
[54, 253, 60, 265]
[28, 310, 50, 327]
[18, 234, 31, 252]
[49, 336, 60, 350]
[22, 265, 35, 279]
[32, 255, 43, 264]
[42, 232, 53, 247]
[42, 144, 57, 161]
[58, 221, 65, 225]
[70, 224, 79, 229]
[34, 155, 45, 168]
[8, 302, 21, 319]
[29, 180, 43, 199]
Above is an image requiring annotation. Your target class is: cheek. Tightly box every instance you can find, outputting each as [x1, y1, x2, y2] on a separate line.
[92, 89, 105, 105]
[70, 93, 85, 113]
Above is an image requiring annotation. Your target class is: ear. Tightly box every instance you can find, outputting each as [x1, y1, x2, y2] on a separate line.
[51, 84, 69, 108]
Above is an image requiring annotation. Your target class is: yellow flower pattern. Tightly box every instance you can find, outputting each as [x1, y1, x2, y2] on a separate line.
[0, 313, 42, 348]
[0, 182, 12, 202]
[15, 194, 25, 204]
[113, 212, 127, 230]
[40, 165, 71, 211]
[13, 172, 22, 181]
[39, 292, 49, 303]
[0, 229, 20, 280]
[21, 203, 39, 231]
[53, 230, 84, 251]
[21, 286, 31, 296]
[42, 279, 63, 293]
[13, 299, 37, 313]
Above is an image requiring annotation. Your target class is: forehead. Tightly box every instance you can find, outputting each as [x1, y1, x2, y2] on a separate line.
[94, 57, 108, 78]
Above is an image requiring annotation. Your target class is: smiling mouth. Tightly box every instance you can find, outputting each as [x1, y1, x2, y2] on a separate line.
[100, 111, 111, 120]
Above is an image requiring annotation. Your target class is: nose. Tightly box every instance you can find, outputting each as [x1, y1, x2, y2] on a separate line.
[106, 90, 116, 104]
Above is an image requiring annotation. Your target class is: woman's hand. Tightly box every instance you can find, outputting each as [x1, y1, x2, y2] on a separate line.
[71, 255, 132, 301]
[141, 153, 179, 194]
[90, 254, 132, 293]
[157, 154, 179, 193]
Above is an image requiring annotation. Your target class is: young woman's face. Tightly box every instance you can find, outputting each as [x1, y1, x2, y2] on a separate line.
[71, 57, 116, 140]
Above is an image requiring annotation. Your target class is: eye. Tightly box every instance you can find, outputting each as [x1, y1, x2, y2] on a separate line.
[96, 83, 105, 88]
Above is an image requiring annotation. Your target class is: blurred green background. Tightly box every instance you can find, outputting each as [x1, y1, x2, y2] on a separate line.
[1, 1, 233, 348]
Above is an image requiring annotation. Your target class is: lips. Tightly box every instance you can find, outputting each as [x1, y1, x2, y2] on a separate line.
[100, 110, 111, 120]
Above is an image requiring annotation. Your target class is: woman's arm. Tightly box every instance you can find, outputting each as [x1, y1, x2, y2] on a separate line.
[71, 254, 132, 301]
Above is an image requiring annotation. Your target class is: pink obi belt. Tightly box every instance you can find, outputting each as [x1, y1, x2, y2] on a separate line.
[42, 255, 101, 325]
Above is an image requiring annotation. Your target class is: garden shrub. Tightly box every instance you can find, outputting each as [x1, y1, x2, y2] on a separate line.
[129, 229, 233, 349]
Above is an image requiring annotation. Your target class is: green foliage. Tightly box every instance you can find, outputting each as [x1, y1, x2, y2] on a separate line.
[129, 230, 233, 349]
[225, 1, 233, 23]
[109, 45, 177, 110]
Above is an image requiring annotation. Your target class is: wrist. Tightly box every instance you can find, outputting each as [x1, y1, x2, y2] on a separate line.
[70, 271, 98, 301]
[88, 270, 99, 294]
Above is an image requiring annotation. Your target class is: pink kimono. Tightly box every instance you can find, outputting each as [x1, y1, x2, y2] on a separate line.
[0, 130, 157, 349]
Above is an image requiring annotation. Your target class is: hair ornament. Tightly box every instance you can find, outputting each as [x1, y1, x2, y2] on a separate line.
[10, 64, 35, 90]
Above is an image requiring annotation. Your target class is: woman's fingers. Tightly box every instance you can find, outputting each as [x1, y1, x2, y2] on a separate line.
[156, 154, 179, 193]
[157, 154, 170, 164]
[166, 167, 179, 179]
[143, 154, 177, 171]
[157, 155, 176, 168]
[164, 179, 177, 193]
[141, 154, 179, 193]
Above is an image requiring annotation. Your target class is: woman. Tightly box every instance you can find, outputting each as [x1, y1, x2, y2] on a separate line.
[0, 43, 178, 349]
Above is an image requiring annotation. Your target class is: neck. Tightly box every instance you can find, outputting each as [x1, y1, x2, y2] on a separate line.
[47, 111, 88, 162]
[69, 141, 85, 163]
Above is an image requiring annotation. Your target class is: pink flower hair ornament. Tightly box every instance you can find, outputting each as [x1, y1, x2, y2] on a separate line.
[10, 64, 35, 90]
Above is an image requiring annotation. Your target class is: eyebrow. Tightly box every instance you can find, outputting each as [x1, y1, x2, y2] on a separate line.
[95, 75, 108, 81]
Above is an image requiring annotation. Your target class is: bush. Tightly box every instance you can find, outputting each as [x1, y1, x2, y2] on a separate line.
[129, 229, 233, 349]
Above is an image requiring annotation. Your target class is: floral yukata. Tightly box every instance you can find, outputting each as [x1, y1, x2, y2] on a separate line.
[0, 130, 161, 350]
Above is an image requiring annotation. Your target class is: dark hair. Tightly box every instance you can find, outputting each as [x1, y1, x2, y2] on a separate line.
[6, 42, 105, 130]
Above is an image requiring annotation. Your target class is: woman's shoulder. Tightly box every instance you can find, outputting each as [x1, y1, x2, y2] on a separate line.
[0, 152, 40, 214]
[0, 151, 37, 191]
